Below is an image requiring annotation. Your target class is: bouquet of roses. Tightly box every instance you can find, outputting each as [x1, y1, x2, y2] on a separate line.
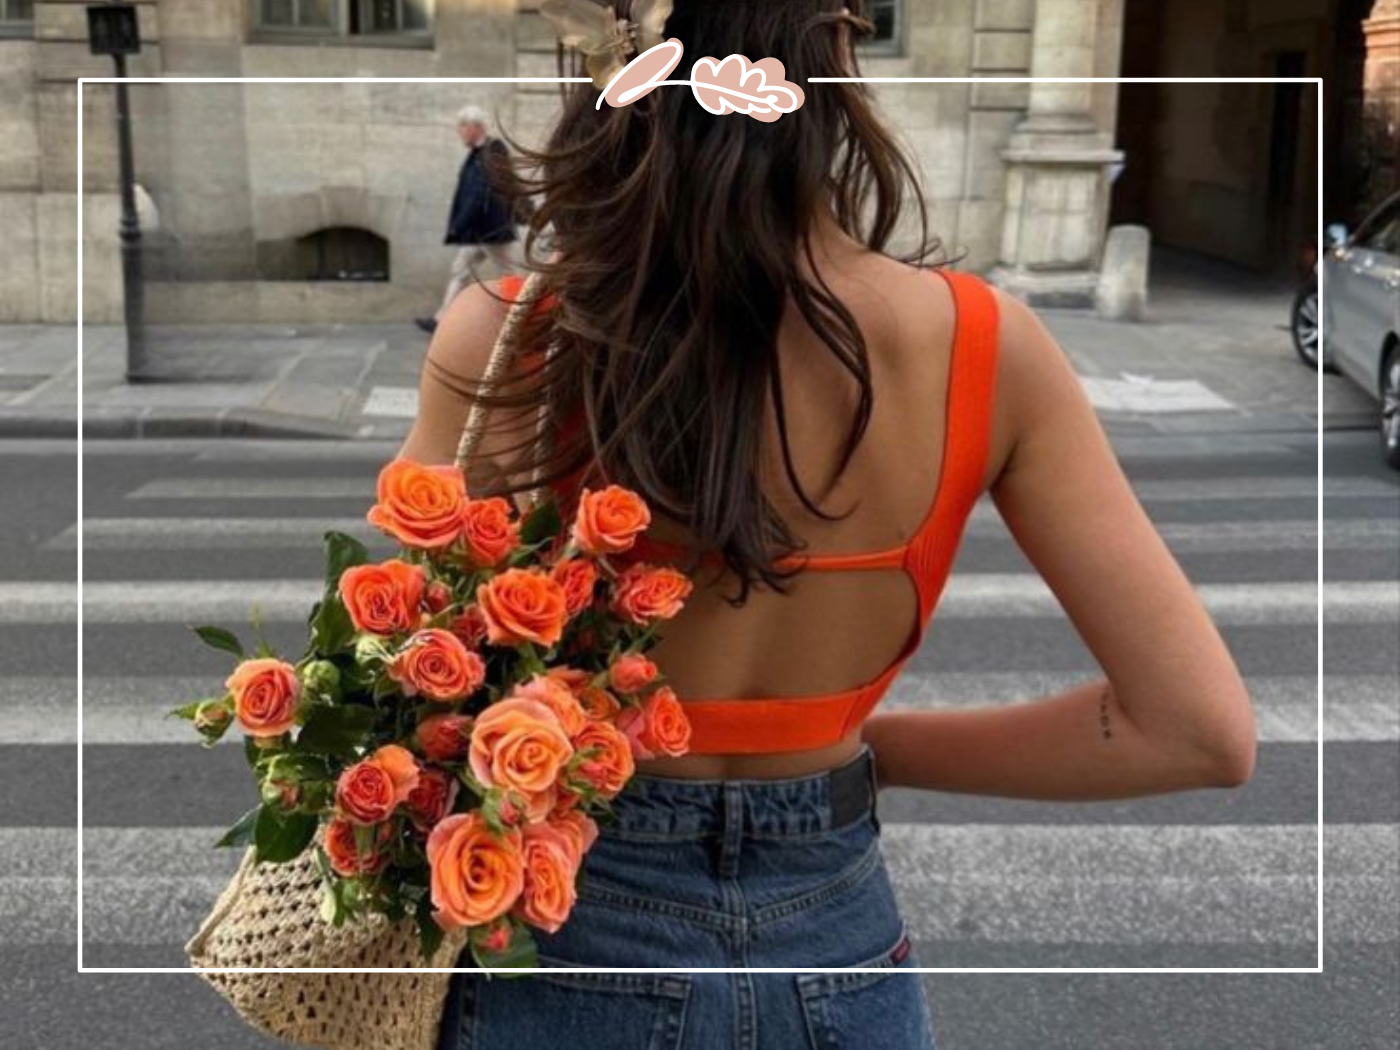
[174, 458, 695, 968]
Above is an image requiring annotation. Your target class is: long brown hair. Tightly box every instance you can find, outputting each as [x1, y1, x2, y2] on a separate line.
[435, 0, 950, 605]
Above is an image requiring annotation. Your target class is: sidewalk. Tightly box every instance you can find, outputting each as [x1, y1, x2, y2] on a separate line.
[0, 252, 1378, 441]
[0, 321, 428, 440]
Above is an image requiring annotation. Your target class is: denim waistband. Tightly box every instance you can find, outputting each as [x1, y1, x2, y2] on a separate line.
[602, 746, 879, 842]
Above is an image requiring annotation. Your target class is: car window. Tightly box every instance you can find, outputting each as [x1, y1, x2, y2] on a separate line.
[1357, 200, 1400, 254]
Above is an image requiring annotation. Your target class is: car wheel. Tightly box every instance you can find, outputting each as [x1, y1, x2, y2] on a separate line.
[1382, 343, 1400, 471]
[1290, 279, 1332, 371]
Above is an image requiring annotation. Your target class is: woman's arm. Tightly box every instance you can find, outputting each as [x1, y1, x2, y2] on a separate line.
[867, 289, 1258, 800]
[862, 677, 1245, 801]
[397, 278, 535, 511]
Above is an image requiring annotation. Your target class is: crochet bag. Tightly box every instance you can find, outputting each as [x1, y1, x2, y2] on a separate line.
[186, 269, 556, 1050]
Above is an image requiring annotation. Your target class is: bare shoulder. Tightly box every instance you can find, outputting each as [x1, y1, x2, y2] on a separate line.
[395, 278, 515, 469]
[429, 277, 514, 387]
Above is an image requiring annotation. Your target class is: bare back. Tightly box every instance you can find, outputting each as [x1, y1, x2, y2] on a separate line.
[402, 239, 1254, 785]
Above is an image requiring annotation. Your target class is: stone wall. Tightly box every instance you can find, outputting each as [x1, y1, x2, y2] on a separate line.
[2, 0, 1131, 323]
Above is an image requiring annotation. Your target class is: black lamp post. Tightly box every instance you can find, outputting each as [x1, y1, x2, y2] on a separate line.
[86, 2, 149, 381]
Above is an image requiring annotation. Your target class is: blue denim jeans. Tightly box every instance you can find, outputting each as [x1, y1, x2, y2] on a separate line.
[438, 747, 936, 1050]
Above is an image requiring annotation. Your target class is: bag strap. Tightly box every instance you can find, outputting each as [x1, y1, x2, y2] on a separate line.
[452, 270, 557, 507]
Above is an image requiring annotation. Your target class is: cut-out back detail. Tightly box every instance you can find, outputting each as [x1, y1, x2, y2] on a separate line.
[489, 268, 1000, 754]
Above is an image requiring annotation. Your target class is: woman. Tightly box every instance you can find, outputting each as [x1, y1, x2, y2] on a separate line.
[396, 3, 1258, 1047]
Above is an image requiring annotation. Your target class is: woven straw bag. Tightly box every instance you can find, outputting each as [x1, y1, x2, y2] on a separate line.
[186, 269, 556, 1050]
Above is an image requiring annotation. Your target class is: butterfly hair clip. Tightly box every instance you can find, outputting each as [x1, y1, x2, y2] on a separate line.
[539, 0, 806, 123]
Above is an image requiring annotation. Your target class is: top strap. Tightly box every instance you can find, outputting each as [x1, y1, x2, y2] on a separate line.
[936, 269, 1000, 512]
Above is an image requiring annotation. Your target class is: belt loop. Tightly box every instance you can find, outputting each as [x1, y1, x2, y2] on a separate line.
[864, 748, 882, 834]
[718, 783, 743, 879]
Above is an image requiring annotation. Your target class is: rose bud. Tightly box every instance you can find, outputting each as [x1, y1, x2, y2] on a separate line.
[607, 654, 658, 695]
[416, 712, 473, 763]
[193, 699, 232, 734]
[424, 580, 453, 614]
[299, 659, 341, 698]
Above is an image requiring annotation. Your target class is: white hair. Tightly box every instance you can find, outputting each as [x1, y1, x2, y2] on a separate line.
[456, 105, 489, 130]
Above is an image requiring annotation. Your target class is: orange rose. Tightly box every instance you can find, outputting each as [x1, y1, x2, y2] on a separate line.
[608, 653, 658, 695]
[513, 675, 588, 738]
[324, 817, 393, 877]
[571, 719, 635, 799]
[611, 563, 693, 625]
[513, 822, 579, 934]
[579, 685, 621, 722]
[387, 628, 485, 702]
[500, 784, 558, 825]
[617, 685, 692, 760]
[416, 712, 473, 762]
[460, 497, 521, 568]
[468, 697, 574, 799]
[550, 558, 598, 618]
[366, 458, 469, 551]
[427, 813, 525, 930]
[475, 568, 568, 648]
[405, 766, 460, 832]
[226, 657, 301, 738]
[545, 666, 591, 697]
[338, 559, 427, 635]
[571, 485, 651, 556]
[449, 604, 489, 649]
[550, 808, 599, 858]
[335, 744, 421, 825]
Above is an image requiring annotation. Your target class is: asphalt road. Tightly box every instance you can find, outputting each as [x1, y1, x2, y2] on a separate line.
[0, 426, 1396, 1049]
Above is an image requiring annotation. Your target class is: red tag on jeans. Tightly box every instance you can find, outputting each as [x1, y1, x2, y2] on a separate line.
[891, 935, 912, 965]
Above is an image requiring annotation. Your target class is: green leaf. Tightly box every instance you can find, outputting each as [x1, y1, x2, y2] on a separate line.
[519, 495, 562, 546]
[191, 625, 245, 659]
[324, 531, 370, 590]
[295, 703, 378, 757]
[252, 805, 318, 864]
[310, 593, 356, 656]
[415, 898, 446, 960]
[214, 805, 260, 848]
[168, 700, 205, 721]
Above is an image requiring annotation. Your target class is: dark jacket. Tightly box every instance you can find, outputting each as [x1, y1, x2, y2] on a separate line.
[445, 137, 518, 246]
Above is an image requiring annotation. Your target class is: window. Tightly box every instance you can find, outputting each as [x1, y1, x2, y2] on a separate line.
[290, 227, 390, 282]
[1359, 202, 1400, 255]
[0, 0, 34, 37]
[862, 0, 896, 44]
[857, 0, 901, 56]
[255, 0, 431, 38]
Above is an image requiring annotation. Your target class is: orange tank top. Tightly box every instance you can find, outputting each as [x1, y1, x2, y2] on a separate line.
[492, 267, 1000, 755]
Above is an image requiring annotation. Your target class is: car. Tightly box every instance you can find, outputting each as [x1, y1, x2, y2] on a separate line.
[1317, 192, 1400, 469]
[1291, 266, 1324, 371]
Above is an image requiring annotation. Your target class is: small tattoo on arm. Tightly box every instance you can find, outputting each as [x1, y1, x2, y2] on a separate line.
[1097, 684, 1114, 740]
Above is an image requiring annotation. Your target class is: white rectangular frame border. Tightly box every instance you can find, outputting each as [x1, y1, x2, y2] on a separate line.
[75, 74, 1327, 976]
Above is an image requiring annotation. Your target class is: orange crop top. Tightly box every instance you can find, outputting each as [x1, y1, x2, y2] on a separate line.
[491, 267, 999, 755]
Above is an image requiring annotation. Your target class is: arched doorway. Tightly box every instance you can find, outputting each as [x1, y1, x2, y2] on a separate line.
[1109, 0, 1384, 273]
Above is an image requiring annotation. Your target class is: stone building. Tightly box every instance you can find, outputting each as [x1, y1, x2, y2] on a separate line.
[0, 0, 1389, 325]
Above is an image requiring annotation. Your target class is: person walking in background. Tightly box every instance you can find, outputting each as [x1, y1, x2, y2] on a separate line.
[416, 106, 523, 334]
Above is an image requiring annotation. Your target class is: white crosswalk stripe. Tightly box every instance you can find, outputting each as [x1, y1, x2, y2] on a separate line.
[1, 674, 1390, 744]
[3, 825, 1391, 947]
[4, 577, 1395, 624]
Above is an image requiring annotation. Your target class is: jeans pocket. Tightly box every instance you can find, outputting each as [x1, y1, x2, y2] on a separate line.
[795, 931, 934, 1050]
[458, 959, 692, 1050]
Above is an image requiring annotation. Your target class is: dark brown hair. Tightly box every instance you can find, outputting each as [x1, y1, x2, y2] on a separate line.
[435, 0, 949, 605]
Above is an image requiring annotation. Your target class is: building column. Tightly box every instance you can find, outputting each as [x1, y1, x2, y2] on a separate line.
[989, 0, 1124, 307]
[1361, 0, 1400, 210]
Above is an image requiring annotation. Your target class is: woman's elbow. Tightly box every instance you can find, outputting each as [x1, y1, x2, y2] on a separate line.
[1202, 700, 1259, 788]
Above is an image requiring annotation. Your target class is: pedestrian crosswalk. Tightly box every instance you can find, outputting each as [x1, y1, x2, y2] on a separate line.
[6, 435, 1398, 985]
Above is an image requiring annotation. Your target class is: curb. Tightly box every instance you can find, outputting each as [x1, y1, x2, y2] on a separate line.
[0, 409, 391, 441]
